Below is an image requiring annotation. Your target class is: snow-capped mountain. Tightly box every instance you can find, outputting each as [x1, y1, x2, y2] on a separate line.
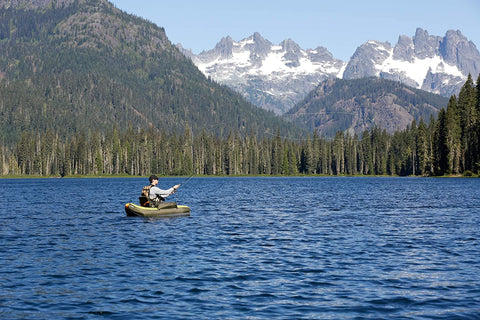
[181, 32, 345, 114]
[180, 28, 480, 115]
[343, 28, 479, 97]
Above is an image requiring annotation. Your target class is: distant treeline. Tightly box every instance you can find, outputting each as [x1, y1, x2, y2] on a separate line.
[1, 75, 479, 177]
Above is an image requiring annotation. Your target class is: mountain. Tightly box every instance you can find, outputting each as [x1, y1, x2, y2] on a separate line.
[286, 77, 449, 137]
[182, 32, 345, 114]
[182, 29, 480, 115]
[343, 28, 480, 97]
[0, 0, 302, 145]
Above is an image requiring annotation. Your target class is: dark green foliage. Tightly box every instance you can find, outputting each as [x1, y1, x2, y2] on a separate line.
[0, 1, 301, 146]
[433, 109, 449, 175]
[2, 75, 478, 177]
[7, 74, 480, 177]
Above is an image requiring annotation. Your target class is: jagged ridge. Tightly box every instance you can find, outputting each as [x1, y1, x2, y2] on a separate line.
[183, 28, 480, 115]
[182, 32, 345, 114]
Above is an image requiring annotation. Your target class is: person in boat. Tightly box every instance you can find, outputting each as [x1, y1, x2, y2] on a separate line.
[148, 174, 180, 208]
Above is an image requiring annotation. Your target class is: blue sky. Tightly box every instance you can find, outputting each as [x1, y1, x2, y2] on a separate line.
[109, 0, 480, 61]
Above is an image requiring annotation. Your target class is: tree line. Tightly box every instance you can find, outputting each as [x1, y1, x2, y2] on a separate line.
[1, 74, 479, 177]
[0, 2, 300, 146]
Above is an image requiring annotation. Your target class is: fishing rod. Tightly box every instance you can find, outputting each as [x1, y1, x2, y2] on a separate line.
[177, 173, 195, 189]
[171, 174, 194, 202]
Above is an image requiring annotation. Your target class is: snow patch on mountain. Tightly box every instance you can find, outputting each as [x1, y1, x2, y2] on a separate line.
[180, 28, 480, 114]
[187, 33, 345, 114]
[378, 49, 463, 87]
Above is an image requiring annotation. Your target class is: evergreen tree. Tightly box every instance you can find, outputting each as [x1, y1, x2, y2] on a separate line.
[446, 96, 462, 174]
[457, 74, 477, 171]
[332, 131, 345, 174]
[361, 130, 373, 175]
[434, 109, 449, 175]
[416, 119, 430, 175]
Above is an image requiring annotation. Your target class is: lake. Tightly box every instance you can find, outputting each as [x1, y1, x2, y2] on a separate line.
[1, 177, 479, 319]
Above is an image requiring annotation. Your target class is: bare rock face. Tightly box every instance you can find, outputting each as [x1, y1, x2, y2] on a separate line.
[343, 28, 480, 97]
[181, 28, 479, 115]
[182, 32, 345, 114]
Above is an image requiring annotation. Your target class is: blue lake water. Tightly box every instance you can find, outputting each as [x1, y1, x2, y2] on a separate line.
[1, 177, 480, 319]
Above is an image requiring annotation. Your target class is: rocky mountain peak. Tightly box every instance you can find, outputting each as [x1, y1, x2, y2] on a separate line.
[182, 29, 479, 115]
[393, 35, 414, 61]
[245, 32, 273, 59]
[214, 36, 234, 59]
[343, 40, 392, 78]
[439, 29, 480, 76]
[412, 28, 441, 58]
[343, 28, 479, 96]
[280, 38, 303, 68]
[184, 32, 344, 114]
[281, 38, 302, 53]
[307, 46, 336, 62]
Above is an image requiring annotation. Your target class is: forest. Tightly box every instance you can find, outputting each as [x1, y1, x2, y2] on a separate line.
[0, 1, 300, 145]
[0, 1, 479, 177]
[1, 74, 479, 177]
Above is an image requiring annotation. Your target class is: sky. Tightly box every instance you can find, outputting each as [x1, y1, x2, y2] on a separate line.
[109, 0, 480, 61]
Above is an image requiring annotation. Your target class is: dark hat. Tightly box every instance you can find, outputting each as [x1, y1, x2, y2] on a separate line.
[149, 174, 159, 183]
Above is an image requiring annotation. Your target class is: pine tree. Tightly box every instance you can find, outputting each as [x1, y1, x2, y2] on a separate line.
[457, 74, 477, 172]
[446, 96, 462, 174]
[434, 109, 449, 175]
[270, 130, 283, 175]
[416, 119, 430, 175]
[182, 125, 194, 175]
[361, 130, 373, 175]
[475, 74, 480, 172]
[332, 131, 345, 174]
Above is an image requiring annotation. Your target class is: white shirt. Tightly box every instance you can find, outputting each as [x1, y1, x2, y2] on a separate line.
[149, 186, 174, 200]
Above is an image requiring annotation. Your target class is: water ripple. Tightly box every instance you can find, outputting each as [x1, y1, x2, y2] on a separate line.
[1, 177, 480, 319]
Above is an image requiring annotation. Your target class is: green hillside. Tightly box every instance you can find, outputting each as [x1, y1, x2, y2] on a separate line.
[286, 77, 449, 137]
[0, 0, 302, 145]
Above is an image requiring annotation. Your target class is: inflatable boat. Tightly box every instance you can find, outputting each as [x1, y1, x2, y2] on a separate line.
[125, 198, 190, 218]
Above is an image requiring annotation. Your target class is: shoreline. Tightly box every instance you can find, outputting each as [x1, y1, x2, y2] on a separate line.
[0, 173, 478, 179]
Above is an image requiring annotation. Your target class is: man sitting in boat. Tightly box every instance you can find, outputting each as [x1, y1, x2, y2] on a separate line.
[147, 175, 180, 208]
